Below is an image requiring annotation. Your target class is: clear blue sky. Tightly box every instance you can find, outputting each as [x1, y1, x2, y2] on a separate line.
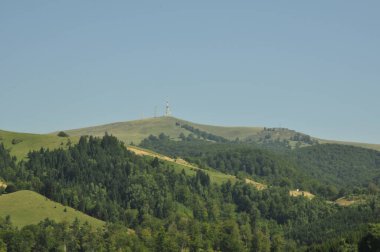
[1, 1, 379, 143]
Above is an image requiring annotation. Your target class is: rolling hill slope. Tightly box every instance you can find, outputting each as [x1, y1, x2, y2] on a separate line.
[64, 117, 189, 144]
[1, 116, 379, 160]
[0, 130, 79, 160]
[0, 190, 105, 228]
[63, 116, 380, 151]
[64, 116, 264, 144]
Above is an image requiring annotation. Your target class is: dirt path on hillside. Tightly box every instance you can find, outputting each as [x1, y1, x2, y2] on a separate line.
[127, 146, 198, 169]
[128, 146, 330, 200]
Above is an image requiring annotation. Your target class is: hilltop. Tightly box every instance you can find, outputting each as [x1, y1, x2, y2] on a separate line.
[1, 116, 379, 160]
[64, 116, 380, 151]
[63, 116, 287, 144]
[0, 190, 104, 228]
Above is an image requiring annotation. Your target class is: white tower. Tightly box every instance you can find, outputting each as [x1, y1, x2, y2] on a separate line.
[165, 101, 171, 117]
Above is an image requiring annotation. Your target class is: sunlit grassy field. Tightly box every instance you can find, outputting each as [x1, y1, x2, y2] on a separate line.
[0, 190, 104, 229]
[0, 130, 79, 160]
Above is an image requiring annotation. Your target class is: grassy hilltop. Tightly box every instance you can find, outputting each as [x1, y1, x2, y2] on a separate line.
[65, 116, 380, 151]
[64, 116, 263, 144]
[1, 116, 379, 159]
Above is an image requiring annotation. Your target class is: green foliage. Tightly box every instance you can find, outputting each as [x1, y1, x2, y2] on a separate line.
[293, 144, 380, 191]
[0, 143, 15, 170]
[0, 217, 142, 252]
[140, 134, 312, 189]
[4, 184, 16, 193]
[11, 139, 22, 145]
[57, 131, 69, 137]
[1, 134, 380, 250]
[141, 134, 380, 198]
[359, 223, 380, 251]
[177, 123, 229, 142]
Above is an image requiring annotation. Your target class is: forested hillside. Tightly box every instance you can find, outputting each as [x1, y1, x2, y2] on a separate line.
[293, 144, 380, 189]
[141, 133, 380, 198]
[2, 134, 380, 251]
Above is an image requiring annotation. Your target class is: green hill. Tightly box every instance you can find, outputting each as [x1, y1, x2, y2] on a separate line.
[64, 116, 380, 151]
[64, 116, 264, 144]
[0, 190, 105, 229]
[1, 116, 379, 160]
[64, 117, 195, 144]
[0, 129, 79, 160]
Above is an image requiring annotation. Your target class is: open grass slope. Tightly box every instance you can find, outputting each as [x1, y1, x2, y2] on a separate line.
[64, 117, 189, 145]
[0, 190, 105, 229]
[64, 116, 264, 144]
[334, 195, 368, 207]
[0, 130, 79, 160]
[63, 116, 380, 151]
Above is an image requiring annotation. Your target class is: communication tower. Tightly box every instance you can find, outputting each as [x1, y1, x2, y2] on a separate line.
[165, 101, 171, 116]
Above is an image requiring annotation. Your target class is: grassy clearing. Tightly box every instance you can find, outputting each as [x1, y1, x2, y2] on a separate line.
[289, 190, 315, 199]
[334, 195, 366, 207]
[128, 145, 190, 165]
[0, 130, 79, 160]
[0, 190, 105, 229]
[245, 178, 267, 190]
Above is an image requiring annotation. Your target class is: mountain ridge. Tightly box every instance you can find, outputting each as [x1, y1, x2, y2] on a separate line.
[1, 116, 380, 160]
[62, 116, 380, 151]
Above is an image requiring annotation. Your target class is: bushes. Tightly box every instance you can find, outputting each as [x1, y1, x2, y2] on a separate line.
[4, 183, 16, 193]
[11, 138, 22, 145]
[57, 131, 69, 137]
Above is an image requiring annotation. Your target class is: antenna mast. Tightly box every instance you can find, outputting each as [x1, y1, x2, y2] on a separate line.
[165, 101, 171, 117]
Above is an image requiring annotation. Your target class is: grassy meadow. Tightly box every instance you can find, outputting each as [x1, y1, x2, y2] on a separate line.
[0, 130, 79, 160]
[0, 190, 105, 229]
